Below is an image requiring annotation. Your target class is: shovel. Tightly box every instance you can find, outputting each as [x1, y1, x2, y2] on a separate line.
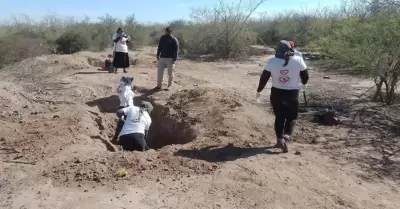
[299, 86, 308, 113]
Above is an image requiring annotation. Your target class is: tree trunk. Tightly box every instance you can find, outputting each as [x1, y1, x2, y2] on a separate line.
[372, 76, 384, 102]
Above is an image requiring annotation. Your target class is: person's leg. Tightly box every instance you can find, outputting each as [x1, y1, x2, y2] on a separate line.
[270, 89, 285, 139]
[113, 52, 122, 73]
[156, 58, 166, 88]
[132, 133, 147, 151]
[166, 58, 174, 88]
[283, 92, 300, 140]
[119, 133, 143, 151]
[123, 52, 129, 73]
[270, 88, 288, 153]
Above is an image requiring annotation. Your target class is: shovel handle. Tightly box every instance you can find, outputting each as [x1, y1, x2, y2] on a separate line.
[303, 90, 307, 107]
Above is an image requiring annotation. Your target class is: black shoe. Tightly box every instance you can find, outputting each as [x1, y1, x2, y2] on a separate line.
[154, 86, 162, 91]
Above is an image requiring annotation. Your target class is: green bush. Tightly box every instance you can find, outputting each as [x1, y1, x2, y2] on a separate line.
[0, 31, 51, 67]
[55, 30, 89, 54]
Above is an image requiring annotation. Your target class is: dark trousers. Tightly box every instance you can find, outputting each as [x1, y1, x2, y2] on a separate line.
[119, 133, 147, 151]
[270, 87, 299, 139]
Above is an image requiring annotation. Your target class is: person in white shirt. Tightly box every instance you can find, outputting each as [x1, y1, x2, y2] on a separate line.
[117, 76, 134, 108]
[289, 41, 303, 58]
[116, 101, 153, 151]
[112, 28, 131, 73]
[256, 40, 309, 153]
[113, 76, 135, 141]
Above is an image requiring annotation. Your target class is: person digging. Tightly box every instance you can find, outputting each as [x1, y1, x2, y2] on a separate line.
[112, 76, 135, 143]
[256, 40, 309, 153]
[115, 101, 153, 151]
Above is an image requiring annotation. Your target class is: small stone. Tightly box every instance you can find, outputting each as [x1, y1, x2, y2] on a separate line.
[311, 137, 327, 144]
[323, 76, 330, 79]
[294, 150, 301, 155]
[84, 189, 88, 192]
[53, 115, 60, 119]
[156, 177, 161, 182]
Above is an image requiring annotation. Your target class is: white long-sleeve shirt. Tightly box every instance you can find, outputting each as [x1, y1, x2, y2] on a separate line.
[112, 33, 130, 53]
[117, 84, 134, 107]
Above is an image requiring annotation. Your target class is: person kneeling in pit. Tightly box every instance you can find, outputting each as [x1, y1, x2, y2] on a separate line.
[116, 101, 153, 151]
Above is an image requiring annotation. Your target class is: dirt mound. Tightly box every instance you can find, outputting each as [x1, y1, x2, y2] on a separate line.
[145, 88, 273, 151]
[45, 88, 266, 185]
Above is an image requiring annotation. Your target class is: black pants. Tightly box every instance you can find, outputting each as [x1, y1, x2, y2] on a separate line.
[119, 133, 147, 151]
[270, 87, 299, 139]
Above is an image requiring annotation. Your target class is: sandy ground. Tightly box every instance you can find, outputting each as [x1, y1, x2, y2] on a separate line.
[0, 46, 399, 209]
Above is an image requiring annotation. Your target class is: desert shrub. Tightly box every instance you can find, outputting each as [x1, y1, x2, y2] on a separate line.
[180, 0, 265, 58]
[55, 30, 89, 54]
[0, 32, 51, 67]
[313, 7, 400, 104]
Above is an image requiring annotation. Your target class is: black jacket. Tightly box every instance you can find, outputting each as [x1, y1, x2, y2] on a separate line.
[157, 34, 179, 61]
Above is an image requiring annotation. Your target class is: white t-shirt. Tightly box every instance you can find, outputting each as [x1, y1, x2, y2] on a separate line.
[117, 85, 134, 107]
[294, 50, 302, 58]
[264, 56, 307, 90]
[119, 106, 152, 137]
[112, 33, 129, 53]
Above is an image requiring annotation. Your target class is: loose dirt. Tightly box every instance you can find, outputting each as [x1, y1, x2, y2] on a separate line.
[0, 47, 399, 209]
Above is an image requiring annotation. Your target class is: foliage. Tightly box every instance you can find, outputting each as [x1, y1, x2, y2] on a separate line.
[1, 0, 400, 104]
[55, 30, 89, 54]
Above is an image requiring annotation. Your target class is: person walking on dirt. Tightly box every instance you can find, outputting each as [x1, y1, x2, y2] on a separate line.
[116, 101, 153, 151]
[112, 28, 131, 73]
[155, 27, 179, 90]
[112, 76, 135, 142]
[256, 40, 309, 153]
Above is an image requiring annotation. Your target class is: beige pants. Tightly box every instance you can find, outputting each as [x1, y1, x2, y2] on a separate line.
[157, 58, 174, 87]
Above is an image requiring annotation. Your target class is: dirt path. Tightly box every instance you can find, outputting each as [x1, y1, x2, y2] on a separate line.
[0, 47, 399, 209]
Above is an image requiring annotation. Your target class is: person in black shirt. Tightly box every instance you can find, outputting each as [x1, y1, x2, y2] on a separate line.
[155, 27, 179, 90]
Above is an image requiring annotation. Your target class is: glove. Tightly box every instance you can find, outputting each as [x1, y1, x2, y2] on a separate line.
[256, 92, 260, 103]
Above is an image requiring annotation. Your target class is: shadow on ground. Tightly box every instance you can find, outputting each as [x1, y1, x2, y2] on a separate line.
[86, 95, 120, 113]
[175, 144, 279, 163]
[73, 71, 109, 75]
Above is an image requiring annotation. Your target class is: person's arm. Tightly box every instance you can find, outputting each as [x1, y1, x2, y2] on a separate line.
[173, 37, 179, 62]
[116, 107, 128, 119]
[299, 58, 309, 85]
[257, 69, 271, 92]
[113, 33, 121, 43]
[157, 35, 163, 58]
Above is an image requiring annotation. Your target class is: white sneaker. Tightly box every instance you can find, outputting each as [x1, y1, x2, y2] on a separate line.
[283, 134, 291, 142]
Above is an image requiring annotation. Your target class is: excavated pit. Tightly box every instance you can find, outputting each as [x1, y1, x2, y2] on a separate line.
[145, 102, 198, 149]
[87, 95, 198, 151]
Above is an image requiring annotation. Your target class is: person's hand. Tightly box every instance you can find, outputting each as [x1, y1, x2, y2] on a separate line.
[256, 92, 261, 103]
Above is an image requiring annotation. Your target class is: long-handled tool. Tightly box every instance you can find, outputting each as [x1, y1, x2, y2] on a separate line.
[299, 86, 308, 113]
